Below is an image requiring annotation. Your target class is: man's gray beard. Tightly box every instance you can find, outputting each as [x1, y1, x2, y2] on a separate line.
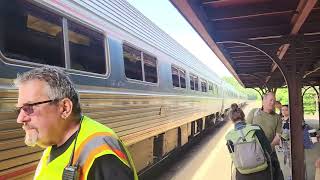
[25, 129, 38, 147]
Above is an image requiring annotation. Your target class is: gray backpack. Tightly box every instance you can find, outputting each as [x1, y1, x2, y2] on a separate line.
[226, 125, 269, 174]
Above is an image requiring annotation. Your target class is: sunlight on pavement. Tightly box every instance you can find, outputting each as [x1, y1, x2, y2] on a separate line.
[192, 125, 233, 180]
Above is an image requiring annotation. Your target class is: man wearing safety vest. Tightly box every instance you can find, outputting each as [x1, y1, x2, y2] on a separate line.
[15, 66, 138, 180]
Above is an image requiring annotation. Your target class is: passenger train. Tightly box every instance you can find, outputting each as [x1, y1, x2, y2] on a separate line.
[0, 0, 246, 178]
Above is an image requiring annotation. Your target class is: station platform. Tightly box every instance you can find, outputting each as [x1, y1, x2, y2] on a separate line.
[152, 101, 320, 180]
[304, 119, 320, 180]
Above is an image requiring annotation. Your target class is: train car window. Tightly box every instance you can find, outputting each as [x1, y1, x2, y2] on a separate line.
[190, 74, 199, 91]
[123, 44, 158, 83]
[190, 75, 195, 90]
[172, 66, 180, 87]
[144, 53, 158, 83]
[201, 80, 207, 92]
[68, 21, 106, 74]
[0, 0, 64, 67]
[179, 69, 186, 88]
[123, 44, 143, 81]
[194, 76, 199, 91]
[216, 85, 220, 95]
[209, 83, 213, 92]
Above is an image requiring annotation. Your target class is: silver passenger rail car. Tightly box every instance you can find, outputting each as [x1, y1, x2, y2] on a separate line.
[0, 0, 246, 178]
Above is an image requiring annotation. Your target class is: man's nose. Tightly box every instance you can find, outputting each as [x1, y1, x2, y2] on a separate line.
[16, 110, 30, 124]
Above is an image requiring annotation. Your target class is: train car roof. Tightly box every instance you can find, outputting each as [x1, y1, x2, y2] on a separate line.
[57, 0, 223, 84]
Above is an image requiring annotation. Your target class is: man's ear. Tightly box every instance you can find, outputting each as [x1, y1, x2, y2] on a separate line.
[60, 98, 73, 119]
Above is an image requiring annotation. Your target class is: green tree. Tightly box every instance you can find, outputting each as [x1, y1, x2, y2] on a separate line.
[223, 77, 319, 115]
[222, 76, 258, 100]
[276, 87, 318, 115]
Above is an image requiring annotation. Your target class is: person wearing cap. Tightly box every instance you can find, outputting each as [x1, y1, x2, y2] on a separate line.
[15, 66, 138, 180]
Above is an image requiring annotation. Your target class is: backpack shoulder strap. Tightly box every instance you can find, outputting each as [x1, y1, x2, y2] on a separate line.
[252, 125, 273, 155]
[236, 128, 247, 142]
[234, 125, 259, 143]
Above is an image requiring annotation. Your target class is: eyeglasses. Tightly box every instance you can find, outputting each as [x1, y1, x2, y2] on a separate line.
[16, 100, 55, 116]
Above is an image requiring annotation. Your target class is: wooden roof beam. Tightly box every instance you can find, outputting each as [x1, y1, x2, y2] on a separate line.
[237, 62, 271, 65]
[304, 61, 320, 78]
[211, 10, 295, 22]
[234, 59, 271, 62]
[204, 1, 297, 20]
[229, 50, 260, 54]
[266, 0, 317, 82]
[231, 54, 267, 59]
[215, 24, 290, 41]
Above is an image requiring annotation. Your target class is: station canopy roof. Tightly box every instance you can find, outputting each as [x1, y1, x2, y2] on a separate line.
[170, 0, 320, 88]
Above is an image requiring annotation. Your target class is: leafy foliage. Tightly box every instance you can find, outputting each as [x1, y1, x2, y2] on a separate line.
[222, 76, 258, 100]
[223, 76, 319, 115]
[276, 87, 319, 115]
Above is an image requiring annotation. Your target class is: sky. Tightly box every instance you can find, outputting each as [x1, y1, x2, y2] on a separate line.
[127, 0, 232, 77]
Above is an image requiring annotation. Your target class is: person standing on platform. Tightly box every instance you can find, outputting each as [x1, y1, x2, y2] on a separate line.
[281, 105, 290, 140]
[246, 92, 284, 180]
[226, 104, 273, 180]
[15, 66, 138, 180]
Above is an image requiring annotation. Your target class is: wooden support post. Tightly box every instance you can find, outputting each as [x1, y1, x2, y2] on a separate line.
[318, 95, 320, 130]
[317, 87, 320, 129]
[287, 69, 305, 180]
[0, 0, 4, 51]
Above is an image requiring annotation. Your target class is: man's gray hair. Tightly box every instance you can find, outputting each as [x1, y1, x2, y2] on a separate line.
[14, 66, 81, 118]
[262, 92, 275, 100]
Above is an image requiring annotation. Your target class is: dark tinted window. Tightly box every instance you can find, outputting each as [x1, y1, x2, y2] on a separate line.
[1, 0, 64, 67]
[123, 44, 143, 81]
[209, 83, 213, 91]
[201, 80, 207, 92]
[190, 75, 195, 90]
[123, 44, 158, 83]
[172, 66, 180, 87]
[144, 53, 157, 83]
[194, 76, 199, 91]
[172, 66, 186, 88]
[68, 21, 106, 74]
[190, 74, 199, 91]
[179, 69, 186, 88]
[214, 84, 219, 95]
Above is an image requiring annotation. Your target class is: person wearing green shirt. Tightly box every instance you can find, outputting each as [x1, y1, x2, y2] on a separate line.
[246, 92, 284, 180]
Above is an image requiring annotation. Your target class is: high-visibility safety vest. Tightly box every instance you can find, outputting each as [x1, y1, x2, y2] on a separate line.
[34, 116, 138, 180]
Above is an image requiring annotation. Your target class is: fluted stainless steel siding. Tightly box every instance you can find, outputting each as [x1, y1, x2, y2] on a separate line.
[69, 0, 222, 83]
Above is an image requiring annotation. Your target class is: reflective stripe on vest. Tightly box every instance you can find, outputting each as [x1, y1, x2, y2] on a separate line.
[73, 132, 132, 179]
[34, 116, 138, 180]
